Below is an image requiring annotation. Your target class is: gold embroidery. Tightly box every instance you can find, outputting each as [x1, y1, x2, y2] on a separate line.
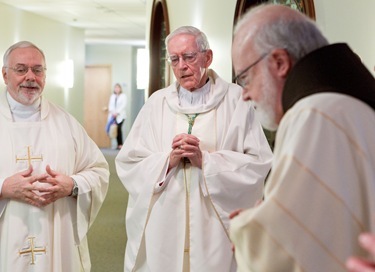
[16, 146, 43, 167]
[19, 236, 46, 265]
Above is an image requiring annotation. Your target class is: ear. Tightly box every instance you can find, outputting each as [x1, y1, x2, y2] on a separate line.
[204, 49, 213, 68]
[2, 67, 8, 84]
[269, 48, 292, 78]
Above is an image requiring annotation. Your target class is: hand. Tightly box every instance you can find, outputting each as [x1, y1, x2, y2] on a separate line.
[346, 233, 375, 272]
[170, 133, 202, 169]
[229, 200, 262, 220]
[169, 133, 189, 170]
[1, 166, 49, 207]
[229, 209, 244, 252]
[36, 165, 75, 206]
[229, 209, 243, 220]
[229, 201, 262, 252]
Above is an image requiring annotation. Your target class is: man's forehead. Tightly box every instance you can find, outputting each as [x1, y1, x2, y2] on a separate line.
[168, 35, 198, 51]
[233, 31, 254, 56]
[10, 47, 43, 56]
[8, 47, 45, 63]
[233, 33, 248, 52]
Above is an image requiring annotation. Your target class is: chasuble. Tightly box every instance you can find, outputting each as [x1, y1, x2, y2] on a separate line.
[0, 90, 109, 272]
[116, 69, 273, 272]
[230, 44, 375, 272]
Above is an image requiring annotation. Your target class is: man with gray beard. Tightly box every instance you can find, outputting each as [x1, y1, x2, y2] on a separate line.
[0, 41, 109, 272]
[230, 4, 375, 272]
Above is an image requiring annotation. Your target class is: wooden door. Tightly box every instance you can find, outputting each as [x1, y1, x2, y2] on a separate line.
[84, 65, 112, 148]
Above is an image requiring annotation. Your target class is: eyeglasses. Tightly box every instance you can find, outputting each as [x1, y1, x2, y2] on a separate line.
[166, 51, 206, 67]
[233, 53, 268, 88]
[5, 64, 46, 77]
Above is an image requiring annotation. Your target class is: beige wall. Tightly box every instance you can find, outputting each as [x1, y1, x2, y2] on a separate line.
[85, 44, 133, 92]
[314, 0, 375, 76]
[0, 3, 85, 122]
[146, 0, 375, 87]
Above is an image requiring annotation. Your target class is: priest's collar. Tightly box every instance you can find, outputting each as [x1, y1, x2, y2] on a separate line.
[282, 43, 375, 113]
[178, 79, 211, 107]
[6, 91, 41, 121]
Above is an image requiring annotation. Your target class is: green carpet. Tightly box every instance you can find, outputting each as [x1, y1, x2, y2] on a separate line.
[88, 148, 128, 272]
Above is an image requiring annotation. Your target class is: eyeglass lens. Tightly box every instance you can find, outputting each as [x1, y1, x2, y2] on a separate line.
[9, 65, 45, 76]
[167, 52, 200, 66]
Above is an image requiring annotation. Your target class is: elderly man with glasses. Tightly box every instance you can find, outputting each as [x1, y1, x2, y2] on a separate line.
[230, 4, 375, 272]
[116, 25, 273, 272]
[0, 41, 109, 271]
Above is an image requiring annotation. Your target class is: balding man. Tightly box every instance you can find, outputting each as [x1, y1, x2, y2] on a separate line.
[230, 4, 375, 272]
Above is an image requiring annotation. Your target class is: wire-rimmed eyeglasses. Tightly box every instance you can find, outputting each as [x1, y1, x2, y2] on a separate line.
[234, 53, 268, 88]
[4, 64, 46, 77]
[166, 51, 206, 67]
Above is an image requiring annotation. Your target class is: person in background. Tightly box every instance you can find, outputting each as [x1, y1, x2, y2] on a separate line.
[230, 3, 375, 272]
[115, 25, 273, 272]
[347, 232, 375, 272]
[0, 41, 109, 271]
[107, 83, 127, 149]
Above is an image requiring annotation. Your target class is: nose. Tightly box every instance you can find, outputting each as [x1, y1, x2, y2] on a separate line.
[25, 68, 36, 80]
[177, 57, 188, 68]
[242, 87, 252, 101]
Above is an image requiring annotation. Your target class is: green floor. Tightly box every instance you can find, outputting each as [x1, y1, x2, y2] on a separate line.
[88, 148, 128, 272]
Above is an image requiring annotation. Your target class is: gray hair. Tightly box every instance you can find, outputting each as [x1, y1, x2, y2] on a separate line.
[3, 41, 46, 67]
[165, 26, 210, 53]
[234, 4, 329, 62]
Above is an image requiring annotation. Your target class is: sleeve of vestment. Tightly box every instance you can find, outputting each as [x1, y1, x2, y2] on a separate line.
[68, 116, 110, 243]
[230, 97, 373, 272]
[115, 94, 172, 264]
[201, 97, 273, 231]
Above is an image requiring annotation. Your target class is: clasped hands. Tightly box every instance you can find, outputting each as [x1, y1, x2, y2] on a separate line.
[169, 133, 202, 170]
[1, 165, 75, 207]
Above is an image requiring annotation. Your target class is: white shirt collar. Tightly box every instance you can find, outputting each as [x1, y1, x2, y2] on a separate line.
[178, 80, 211, 108]
[6, 91, 41, 122]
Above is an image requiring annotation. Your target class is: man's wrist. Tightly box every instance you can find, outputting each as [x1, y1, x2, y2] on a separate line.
[0, 178, 5, 198]
[69, 178, 78, 197]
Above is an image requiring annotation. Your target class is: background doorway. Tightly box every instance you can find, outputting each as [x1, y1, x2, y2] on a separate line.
[84, 65, 112, 148]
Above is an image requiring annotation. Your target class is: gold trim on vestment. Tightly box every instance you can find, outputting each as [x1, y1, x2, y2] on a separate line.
[19, 236, 47, 265]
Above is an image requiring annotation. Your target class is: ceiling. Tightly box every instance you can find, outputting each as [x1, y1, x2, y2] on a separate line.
[0, 0, 147, 45]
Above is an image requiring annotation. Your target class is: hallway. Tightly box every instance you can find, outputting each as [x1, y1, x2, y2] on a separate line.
[88, 148, 128, 272]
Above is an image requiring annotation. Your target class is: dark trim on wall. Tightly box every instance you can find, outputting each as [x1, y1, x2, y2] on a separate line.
[148, 0, 170, 97]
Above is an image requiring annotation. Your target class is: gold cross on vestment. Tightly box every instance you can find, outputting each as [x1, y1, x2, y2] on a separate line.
[19, 236, 47, 265]
[16, 146, 43, 167]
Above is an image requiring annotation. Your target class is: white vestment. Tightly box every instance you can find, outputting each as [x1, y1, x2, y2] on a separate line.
[0, 91, 109, 272]
[230, 93, 375, 272]
[116, 70, 273, 272]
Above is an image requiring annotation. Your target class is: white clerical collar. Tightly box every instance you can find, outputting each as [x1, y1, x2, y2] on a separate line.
[6, 91, 41, 122]
[178, 80, 211, 108]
